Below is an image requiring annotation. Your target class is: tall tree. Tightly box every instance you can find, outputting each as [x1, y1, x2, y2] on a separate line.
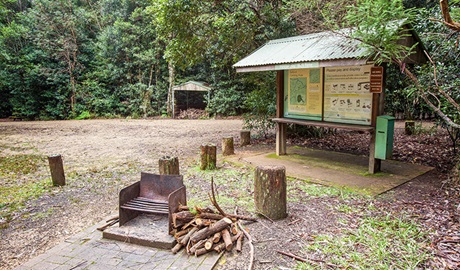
[29, 0, 87, 113]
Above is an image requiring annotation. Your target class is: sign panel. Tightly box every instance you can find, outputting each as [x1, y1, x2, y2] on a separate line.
[284, 68, 322, 120]
[323, 65, 373, 125]
[370, 66, 383, 93]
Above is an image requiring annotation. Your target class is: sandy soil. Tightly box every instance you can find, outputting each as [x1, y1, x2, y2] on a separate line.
[0, 119, 243, 269]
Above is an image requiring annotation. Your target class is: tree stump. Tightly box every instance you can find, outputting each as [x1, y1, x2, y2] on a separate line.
[254, 165, 287, 220]
[159, 156, 180, 175]
[222, 137, 234, 156]
[200, 143, 216, 170]
[240, 130, 251, 147]
[48, 154, 65, 186]
[405, 121, 415, 135]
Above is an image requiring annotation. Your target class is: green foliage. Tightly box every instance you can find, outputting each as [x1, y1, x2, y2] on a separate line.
[75, 111, 92, 120]
[242, 89, 276, 137]
[342, 0, 418, 64]
[242, 73, 277, 136]
[0, 0, 294, 119]
[207, 83, 246, 116]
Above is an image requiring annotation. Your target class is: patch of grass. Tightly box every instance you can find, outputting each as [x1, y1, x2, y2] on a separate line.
[0, 154, 51, 223]
[0, 154, 44, 176]
[298, 215, 430, 269]
[292, 180, 359, 200]
[0, 178, 51, 221]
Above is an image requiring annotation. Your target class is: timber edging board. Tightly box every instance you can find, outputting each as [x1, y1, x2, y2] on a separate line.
[272, 118, 374, 132]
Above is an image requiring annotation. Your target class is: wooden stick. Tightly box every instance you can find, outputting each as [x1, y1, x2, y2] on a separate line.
[171, 242, 183, 254]
[181, 218, 197, 230]
[222, 229, 233, 251]
[177, 205, 190, 212]
[190, 217, 232, 244]
[204, 238, 214, 250]
[212, 232, 221, 243]
[189, 239, 206, 255]
[213, 232, 242, 253]
[276, 250, 338, 268]
[106, 216, 119, 223]
[236, 219, 254, 270]
[209, 177, 227, 216]
[195, 247, 209, 256]
[180, 227, 198, 246]
[172, 211, 195, 228]
[97, 218, 119, 231]
[174, 227, 191, 239]
[236, 233, 244, 252]
[199, 212, 224, 220]
[231, 223, 239, 235]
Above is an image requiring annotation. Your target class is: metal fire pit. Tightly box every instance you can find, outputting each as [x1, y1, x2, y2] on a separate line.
[119, 172, 186, 234]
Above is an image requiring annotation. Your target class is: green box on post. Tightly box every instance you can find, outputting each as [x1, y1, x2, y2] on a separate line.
[375, 115, 395, 160]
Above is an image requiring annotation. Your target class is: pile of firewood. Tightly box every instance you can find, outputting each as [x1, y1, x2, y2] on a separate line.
[170, 206, 254, 256]
[177, 109, 208, 119]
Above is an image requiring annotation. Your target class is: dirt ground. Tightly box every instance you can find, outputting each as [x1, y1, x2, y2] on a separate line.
[0, 119, 459, 269]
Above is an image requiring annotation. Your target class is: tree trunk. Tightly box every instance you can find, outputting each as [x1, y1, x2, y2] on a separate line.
[48, 154, 66, 186]
[222, 137, 234, 156]
[254, 165, 287, 220]
[240, 130, 251, 147]
[200, 143, 216, 170]
[159, 156, 180, 175]
[167, 61, 175, 117]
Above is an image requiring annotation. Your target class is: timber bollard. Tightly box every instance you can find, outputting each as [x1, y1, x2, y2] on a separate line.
[159, 156, 180, 175]
[254, 165, 287, 220]
[200, 143, 217, 170]
[48, 154, 65, 186]
[240, 130, 251, 147]
[222, 137, 234, 156]
[405, 121, 415, 135]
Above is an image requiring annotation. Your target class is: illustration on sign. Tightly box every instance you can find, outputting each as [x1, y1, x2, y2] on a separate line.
[323, 65, 373, 125]
[286, 68, 322, 118]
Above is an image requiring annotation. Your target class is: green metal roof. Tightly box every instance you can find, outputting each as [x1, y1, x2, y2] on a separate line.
[234, 22, 427, 72]
[233, 30, 371, 72]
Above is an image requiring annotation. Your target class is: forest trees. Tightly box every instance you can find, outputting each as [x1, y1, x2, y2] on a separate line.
[1, 0, 458, 124]
[0, 0, 294, 119]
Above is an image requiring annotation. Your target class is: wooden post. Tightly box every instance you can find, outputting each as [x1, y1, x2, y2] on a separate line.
[254, 165, 287, 220]
[276, 123, 287, 155]
[276, 70, 287, 156]
[222, 137, 234, 156]
[48, 154, 65, 186]
[240, 130, 251, 147]
[159, 156, 180, 175]
[369, 64, 386, 174]
[405, 121, 415, 135]
[200, 143, 216, 170]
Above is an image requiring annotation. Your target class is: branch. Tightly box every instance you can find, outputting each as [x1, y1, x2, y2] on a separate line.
[440, 0, 460, 32]
[276, 250, 338, 268]
[235, 208, 254, 270]
[209, 177, 227, 216]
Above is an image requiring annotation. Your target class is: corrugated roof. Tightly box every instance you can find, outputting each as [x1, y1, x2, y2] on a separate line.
[172, 81, 212, 92]
[233, 30, 371, 71]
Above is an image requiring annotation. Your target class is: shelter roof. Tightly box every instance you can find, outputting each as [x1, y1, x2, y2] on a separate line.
[172, 81, 212, 92]
[234, 23, 427, 72]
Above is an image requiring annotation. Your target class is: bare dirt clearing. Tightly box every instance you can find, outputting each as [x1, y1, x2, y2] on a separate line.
[0, 119, 459, 269]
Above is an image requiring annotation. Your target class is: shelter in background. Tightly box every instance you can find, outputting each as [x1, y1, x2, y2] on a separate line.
[172, 81, 211, 118]
[234, 24, 427, 173]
